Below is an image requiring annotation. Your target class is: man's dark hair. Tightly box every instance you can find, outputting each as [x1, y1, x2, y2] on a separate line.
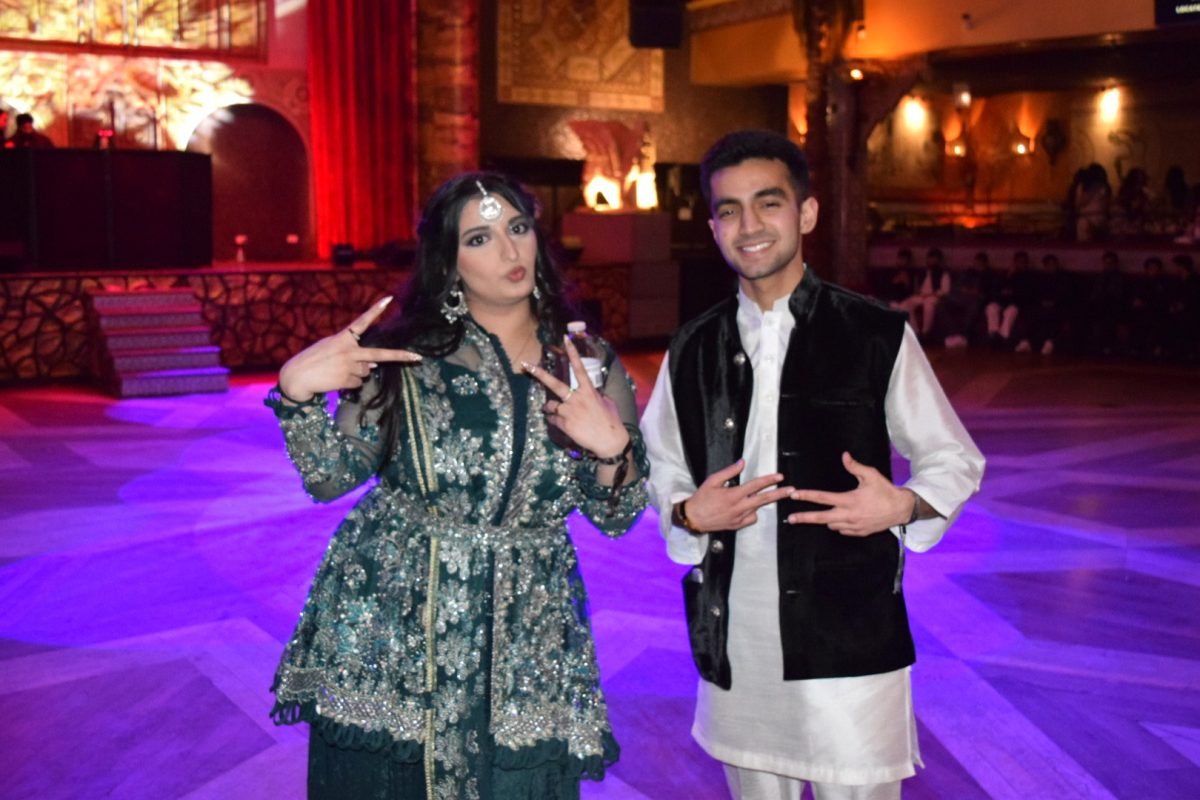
[699, 129, 810, 209]
[15, 113, 32, 127]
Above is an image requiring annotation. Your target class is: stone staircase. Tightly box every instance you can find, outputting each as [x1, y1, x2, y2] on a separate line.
[84, 288, 229, 397]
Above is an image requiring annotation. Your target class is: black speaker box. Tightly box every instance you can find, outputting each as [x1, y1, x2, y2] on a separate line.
[629, 0, 683, 49]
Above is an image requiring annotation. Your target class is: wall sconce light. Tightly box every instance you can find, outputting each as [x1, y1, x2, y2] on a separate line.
[953, 82, 971, 109]
[1100, 87, 1121, 123]
[1012, 136, 1034, 155]
[849, 68, 864, 81]
[902, 97, 928, 131]
[946, 139, 968, 158]
[961, 12, 973, 31]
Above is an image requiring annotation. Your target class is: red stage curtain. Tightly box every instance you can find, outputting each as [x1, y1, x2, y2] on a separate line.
[307, 0, 418, 258]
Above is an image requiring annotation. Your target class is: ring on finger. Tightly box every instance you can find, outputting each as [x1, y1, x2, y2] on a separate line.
[347, 328, 362, 342]
[562, 387, 576, 403]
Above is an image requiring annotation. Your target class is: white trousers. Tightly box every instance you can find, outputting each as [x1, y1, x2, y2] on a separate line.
[724, 764, 902, 800]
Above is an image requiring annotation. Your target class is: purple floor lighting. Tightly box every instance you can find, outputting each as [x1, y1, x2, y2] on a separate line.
[2, 350, 1198, 799]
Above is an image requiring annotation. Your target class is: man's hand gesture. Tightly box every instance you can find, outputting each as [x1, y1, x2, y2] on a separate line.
[785, 452, 914, 536]
[679, 460, 793, 533]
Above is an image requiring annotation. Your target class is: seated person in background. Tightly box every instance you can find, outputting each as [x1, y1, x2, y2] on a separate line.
[882, 248, 917, 305]
[1074, 163, 1111, 242]
[962, 252, 993, 345]
[1163, 166, 1188, 226]
[1129, 257, 1169, 358]
[1011, 251, 1038, 352]
[896, 248, 952, 342]
[939, 252, 986, 348]
[1175, 184, 1200, 245]
[983, 252, 1019, 349]
[1165, 254, 1199, 362]
[1027, 254, 1077, 356]
[8, 113, 54, 149]
[1086, 250, 1129, 356]
[1112, 168, 1152, 237]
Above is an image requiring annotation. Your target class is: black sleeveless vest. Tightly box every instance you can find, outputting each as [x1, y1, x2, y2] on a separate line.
[668, 269, 914, 688]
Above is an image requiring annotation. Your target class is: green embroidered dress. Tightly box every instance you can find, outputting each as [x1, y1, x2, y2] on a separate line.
[267, 321, 648, 799]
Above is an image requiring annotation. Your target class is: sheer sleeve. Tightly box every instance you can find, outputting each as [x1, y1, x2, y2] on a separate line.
[264, 378, 388, 503]
[573, 350, 650, 536]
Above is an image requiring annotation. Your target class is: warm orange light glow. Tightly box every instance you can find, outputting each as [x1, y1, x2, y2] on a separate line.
[942, 113, 963, 143]
[849, 68, 864, 81]
[952, 83, 971, 109]
[0, 0, 264, 55]
[902, 97, 927, 131]
[584, 175, 622, 211]
[0, 51, 255, 150]
[946, 140, 967, 157]
[634, 171, 658, 210]
[1100, 87, 1121, 122]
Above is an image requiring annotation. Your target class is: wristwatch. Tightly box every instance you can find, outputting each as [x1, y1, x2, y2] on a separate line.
[906, 490, 924, 525]
[671, 499, 702, 534]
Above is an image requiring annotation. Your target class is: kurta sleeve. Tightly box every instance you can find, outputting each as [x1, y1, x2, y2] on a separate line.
[265, 379, 387, 503]
[641, 352, 710, 565]
[885, 324, 986, 551]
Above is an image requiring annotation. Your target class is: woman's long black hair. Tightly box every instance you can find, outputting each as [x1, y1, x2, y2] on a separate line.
[358, 171, 579, 466]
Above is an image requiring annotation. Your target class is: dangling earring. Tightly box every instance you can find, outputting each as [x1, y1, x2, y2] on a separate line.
[532, 283, 542, 302]
[441, 283, 467, 323]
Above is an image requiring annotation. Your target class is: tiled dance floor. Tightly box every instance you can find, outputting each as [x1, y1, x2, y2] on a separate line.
[1, 351, 1198, 799]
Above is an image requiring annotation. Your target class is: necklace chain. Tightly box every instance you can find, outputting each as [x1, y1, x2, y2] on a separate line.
[503, 320, 539, 370]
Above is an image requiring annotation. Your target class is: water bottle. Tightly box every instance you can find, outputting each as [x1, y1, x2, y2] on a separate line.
[544, 320, 607, 452]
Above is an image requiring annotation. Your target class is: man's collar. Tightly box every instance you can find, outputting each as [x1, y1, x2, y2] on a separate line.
[787, 265, 820, 323]
[736, 285, 792, 320]
[737, 264, 819, 318]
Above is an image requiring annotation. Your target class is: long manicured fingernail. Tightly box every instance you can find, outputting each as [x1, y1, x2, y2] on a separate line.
[405, 353, 423, 362]
[367, 362, 379, 369]
[379, 296, 393, 308]
[520, 361, 536, 372]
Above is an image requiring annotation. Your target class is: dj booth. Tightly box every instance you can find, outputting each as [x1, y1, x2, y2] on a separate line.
[0, 149, 212, 272]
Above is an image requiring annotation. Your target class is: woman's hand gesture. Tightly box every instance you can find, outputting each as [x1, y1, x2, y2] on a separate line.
[277, 297, 421, 402]
[524, 336, 629, 459]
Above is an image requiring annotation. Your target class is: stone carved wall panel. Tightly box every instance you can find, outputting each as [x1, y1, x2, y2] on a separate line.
[1, 269, 406, 382]
[2, 265, 633, 382]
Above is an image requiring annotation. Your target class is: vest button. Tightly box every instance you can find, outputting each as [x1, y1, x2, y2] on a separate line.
[722, 417, 735, 430]
[710, 605, 722, 617]
[733, 352, 747, 366]
[711, 540, 724, 554]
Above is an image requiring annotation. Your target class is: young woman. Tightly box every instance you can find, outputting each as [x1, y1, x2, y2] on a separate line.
[265, 172, 648, 799]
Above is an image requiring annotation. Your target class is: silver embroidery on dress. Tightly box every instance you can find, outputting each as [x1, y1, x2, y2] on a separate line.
[269, 319, 649, 798]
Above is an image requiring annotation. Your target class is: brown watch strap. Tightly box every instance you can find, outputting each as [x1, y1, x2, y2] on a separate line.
[671, 499, 701, 534]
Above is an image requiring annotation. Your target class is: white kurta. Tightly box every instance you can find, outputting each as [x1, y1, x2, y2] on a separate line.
[641, 288, 985, 785]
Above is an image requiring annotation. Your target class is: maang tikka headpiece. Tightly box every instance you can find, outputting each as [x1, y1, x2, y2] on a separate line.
[475, 180, 503, 222]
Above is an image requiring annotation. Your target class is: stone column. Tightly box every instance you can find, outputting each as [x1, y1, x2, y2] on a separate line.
[416, 0, 481, 204]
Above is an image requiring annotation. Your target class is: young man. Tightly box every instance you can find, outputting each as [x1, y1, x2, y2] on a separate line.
[641, 130, 985, 800]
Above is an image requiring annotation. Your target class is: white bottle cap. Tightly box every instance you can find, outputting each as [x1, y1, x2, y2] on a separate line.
[567, 320, 587, 333]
